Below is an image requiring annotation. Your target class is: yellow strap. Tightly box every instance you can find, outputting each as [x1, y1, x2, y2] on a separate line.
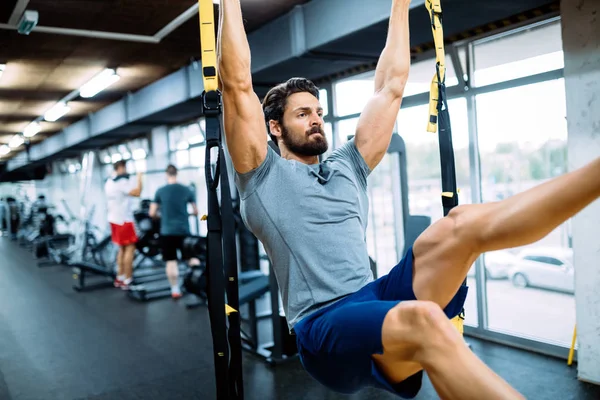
[450, 315, 464, 336]
[198, 0, 219, 92]
[225, 304, 238, 315]
[425, 0, 446, 133]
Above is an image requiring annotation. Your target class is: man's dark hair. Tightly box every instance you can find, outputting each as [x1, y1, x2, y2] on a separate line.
[262, 78, 320, 145]
[113, 160, 126, 171]
[166, 164, 178, 177]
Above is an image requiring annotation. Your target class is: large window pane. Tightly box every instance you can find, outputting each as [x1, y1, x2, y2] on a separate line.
[319, 88, 329, 117]
[365, 152, 402, 277]
[336, 118, 359, 146]
[474, 20, 563, 87]
[477, 78, 572, 346]
[334, 74, 374, 117]
[396, 98, 476, 326]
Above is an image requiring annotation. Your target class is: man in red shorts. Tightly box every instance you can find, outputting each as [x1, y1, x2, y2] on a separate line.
[104, 160, 143, 289]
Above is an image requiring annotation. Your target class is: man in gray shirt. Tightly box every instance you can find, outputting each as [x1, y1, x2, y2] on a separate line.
[150, 165, 200, 299]
[220, 0, 600, 398]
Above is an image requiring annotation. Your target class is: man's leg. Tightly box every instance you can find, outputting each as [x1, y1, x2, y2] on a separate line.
[122, 244, 136, 282]
[412, 156, 600, 309]
[373, 157, 600, 391]
[376, 301, 524, 399]
[116, 246, 125, 277]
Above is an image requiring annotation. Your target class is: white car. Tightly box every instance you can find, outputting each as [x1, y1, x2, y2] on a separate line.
[466, 250, 517, 279]
[507, 247, 574, 294]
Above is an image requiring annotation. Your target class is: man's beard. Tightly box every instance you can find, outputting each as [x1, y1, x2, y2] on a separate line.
[280, 125, 328, 157]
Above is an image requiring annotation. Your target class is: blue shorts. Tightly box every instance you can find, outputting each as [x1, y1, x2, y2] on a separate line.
[293, 248, 468, 398]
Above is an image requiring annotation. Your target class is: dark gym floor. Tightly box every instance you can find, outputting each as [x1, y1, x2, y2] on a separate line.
[1, 238, 599, 400]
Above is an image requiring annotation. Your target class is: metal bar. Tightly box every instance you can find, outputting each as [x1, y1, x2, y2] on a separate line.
[0, 23, 159, 43]
[453, 14, 561, 48]
[154, 3, 199, 40]
[466, 42, 487, 330]
[448, 45, 467, 90]
[8, 0, 30, 26]
[329, 68, 564, 123]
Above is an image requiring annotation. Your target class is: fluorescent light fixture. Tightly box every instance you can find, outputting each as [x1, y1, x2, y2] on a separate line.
[0, 145, 9, 156]
[68, 164, 76, 174]
[103, 155, 112, 164]
[111, 153, 122, 163]
[9, 135, 24, 148]
[0, 64, 5, 80]
[44, 102, 71, 122]
[122, 152, 131, 160]
[23, 121, 41, 137]
[79, 69, 120, 98]
[132, 148, 147, 160]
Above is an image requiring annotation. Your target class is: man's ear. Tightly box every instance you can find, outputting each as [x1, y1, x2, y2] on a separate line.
[269, 120, 282, 141]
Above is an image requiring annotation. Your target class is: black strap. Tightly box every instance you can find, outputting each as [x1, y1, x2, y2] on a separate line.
[203, 89, 244, 400]
[436, 77, 459, 216]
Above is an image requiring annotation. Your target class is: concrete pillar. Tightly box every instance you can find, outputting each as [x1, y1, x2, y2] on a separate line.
[561, 0, 600, 385]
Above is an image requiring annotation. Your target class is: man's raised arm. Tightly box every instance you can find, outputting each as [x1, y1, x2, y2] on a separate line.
[354, 0, 411, 171]
[218, 0, 268, 174]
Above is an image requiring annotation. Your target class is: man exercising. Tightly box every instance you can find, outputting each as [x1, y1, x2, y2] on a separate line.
[105, 160, 143, 289]
[218, 0, 599, 398]
[149, 165, 201, 299]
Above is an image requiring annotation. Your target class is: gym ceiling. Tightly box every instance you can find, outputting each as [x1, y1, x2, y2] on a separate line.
[0, 0, 559, 182]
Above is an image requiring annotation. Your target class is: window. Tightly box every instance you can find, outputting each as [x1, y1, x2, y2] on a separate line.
[190, 146, 206, 167]
[168, 119, 205, 151]
[334, 73, 374, 117]
[477, 78, 573, 346]
[174, 150, 190, 167]
[336, 118, 359, 146]
[474, 20, 563, 87]
[319, 88, 329, 117]
[541, 257, 564, 267]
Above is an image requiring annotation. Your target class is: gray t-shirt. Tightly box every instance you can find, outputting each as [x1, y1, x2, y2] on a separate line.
[235, 139, 374, 330]
[153, 183, 195, 236]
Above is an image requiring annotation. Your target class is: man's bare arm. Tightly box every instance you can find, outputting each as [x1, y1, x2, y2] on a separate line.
[218, 0, 268, 174]
[149, 202, 159, 218]
[128, 173, 143, 197]
[355, 0, 411, 170]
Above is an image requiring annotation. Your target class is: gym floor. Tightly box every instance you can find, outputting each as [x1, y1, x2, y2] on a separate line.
[1, 238, 599, 400]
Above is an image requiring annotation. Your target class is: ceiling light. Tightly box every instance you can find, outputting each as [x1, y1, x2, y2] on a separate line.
[177, 140, 190, 150]
[111, 153, 122, 163]
[0, 64, 5, 80]
[23, 121, 41, 137]
[9, 135, 24, 148]
[44, 102, 71, 122]
[122, 152, 131, 160]
[132, 148, 147, 160]
[80, 69, 120, 98]
[103, 155, 112, 164]
[0, 145, 9, 156]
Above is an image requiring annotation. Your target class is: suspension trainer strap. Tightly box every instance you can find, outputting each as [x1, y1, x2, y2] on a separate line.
[425, 0, 464, 333]
[199, 0, 243, 399]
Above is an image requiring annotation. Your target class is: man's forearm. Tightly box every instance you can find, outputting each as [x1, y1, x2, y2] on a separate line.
[374, 0, 411, 95]
[218, 0, 252, 89]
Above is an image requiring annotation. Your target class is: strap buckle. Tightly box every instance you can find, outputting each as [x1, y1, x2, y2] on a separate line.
[202, 90, 222, 116]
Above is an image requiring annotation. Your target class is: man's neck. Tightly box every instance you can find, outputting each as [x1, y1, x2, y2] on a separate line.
[280, 148, 319, 165]
[167, 177, 177, 184]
